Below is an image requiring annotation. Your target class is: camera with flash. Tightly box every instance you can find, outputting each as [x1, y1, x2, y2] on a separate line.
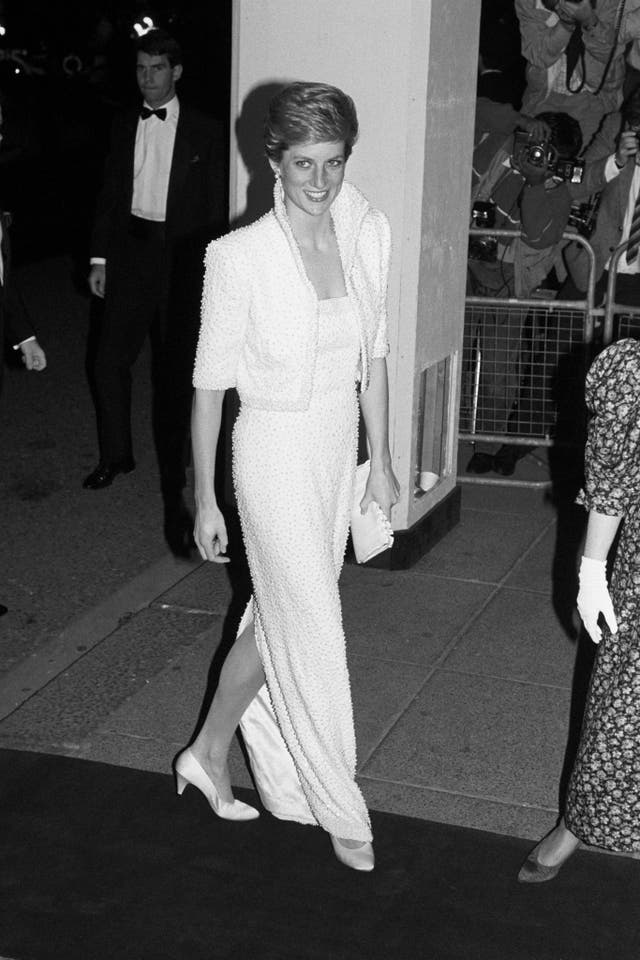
[512, 130, 584, 184]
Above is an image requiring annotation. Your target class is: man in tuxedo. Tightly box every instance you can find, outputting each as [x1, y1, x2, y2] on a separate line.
[84, 29, 224, 552]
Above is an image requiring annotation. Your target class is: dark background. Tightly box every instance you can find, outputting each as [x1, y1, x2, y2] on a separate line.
[0, 0, 525, 267]
[0, 0, 232, 264]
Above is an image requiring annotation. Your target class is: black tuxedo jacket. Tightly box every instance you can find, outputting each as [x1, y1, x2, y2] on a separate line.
[1, 212, 34, 396]
[90, 101, 226, 269]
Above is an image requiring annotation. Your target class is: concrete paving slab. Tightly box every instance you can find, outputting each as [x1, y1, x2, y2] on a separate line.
[0, 258, 201, 674]
[360, 778, 557, 842]
[505, 518, 584, 595]
[443, 589, 577, 687]
[0, 608, 217, 753]
[154, 561, 235, 615]
[341, 572, 494, 665]
[73, 629, 431, 794]
[459, 481, 557, 518]
[362, 670, 571, 811]
[0, 554, 201, 720]
[74, 728, 256, 795]
[73, 629, 251, 787]
[348, 652, 431, 762]
[410, 509, 554, 583]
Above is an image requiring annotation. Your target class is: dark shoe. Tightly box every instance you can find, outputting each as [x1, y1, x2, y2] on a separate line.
[517, 850, 561, 884]
[466, 452, 495, 474]
[82, 458, 135, 490]
[517, 838, 576, 884]
[494, 444, 535, 477]
[163, 496, 195, 559]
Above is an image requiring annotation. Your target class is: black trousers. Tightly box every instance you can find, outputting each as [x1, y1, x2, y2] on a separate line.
[93, 217, 200, 499]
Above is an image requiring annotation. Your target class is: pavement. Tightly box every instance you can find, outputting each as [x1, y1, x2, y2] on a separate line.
[0, 257, 625, 855]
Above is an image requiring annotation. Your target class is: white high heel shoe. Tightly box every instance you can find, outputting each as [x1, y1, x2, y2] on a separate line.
[330, 836, 375, 872]
[174, 748, 259, 821]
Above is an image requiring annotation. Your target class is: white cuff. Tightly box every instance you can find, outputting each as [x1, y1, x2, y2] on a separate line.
[90, 258, 106, 266]
[13, 335, 36, 350]
[579, 555, 607, 582]
[604, 155, 622, 182]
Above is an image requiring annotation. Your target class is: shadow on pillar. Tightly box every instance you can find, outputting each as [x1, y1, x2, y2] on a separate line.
[230, 80, 290, 230]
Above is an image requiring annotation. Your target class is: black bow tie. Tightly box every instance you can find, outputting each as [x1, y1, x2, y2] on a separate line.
[140, 107, 167, 121]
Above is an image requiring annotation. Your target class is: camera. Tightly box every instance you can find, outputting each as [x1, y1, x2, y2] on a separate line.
[512, 130, 584, 184]
[471, 200, 496, 229]
[567, 193, 601, 237]
[469, 200, 498, 261]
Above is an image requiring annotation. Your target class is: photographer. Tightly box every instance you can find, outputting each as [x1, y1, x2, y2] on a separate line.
[563, 86, 640, 304]
[466, 111, 600, 474]
[516, 0, 640, 149]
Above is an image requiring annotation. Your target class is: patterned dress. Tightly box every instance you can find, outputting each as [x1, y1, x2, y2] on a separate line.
[234, 297, 372, 843]
[565, 338, 640, 853]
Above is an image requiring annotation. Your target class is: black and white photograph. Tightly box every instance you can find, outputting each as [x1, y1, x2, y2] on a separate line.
[1, 1, 639, 957]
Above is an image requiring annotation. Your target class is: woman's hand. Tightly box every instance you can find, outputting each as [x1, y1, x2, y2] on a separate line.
[360, 460, 400, 521]
[194, 504, 230, 563]
[576, 555, 617, 644]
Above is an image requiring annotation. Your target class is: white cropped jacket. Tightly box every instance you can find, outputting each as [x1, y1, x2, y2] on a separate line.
[193, 180, 391, 410]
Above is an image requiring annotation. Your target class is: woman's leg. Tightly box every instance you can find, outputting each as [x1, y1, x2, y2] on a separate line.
[190, 620, 265, 802]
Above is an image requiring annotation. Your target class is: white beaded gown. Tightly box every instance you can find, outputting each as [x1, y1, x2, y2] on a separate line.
[233, 296, 372, 843]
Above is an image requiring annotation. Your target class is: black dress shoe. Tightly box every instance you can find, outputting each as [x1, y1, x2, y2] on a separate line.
[493, 444, 535, 477]
[465, 452, 495, 474]
[82, 458, 135, 490]
[163, 496, 195, 559]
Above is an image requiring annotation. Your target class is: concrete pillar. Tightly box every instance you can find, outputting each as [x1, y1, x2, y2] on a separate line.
[230, 0, 480, 565]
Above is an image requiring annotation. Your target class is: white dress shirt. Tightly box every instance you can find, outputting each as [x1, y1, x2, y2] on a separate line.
[131, 94, 179, 221]
[604, 154, 640, 274]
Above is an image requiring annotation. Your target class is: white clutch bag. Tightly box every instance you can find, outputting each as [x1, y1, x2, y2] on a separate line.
[350, 460, 394, 564]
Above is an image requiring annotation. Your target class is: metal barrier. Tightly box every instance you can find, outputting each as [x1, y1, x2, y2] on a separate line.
[604, 242, 640, 344]
[460, 230, 599, 487]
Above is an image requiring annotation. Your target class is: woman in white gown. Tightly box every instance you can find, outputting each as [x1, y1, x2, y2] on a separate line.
[175, 82, 399, 872]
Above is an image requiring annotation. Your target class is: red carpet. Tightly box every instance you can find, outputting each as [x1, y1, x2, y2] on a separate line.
[1, 749, 638, 960]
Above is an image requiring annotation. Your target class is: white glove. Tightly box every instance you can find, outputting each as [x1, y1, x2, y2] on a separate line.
[577, 556, 618, 645]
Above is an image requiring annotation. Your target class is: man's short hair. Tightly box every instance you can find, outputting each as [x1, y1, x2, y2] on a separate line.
[135, 29, 183, 67]
[535, 111, 583, 158]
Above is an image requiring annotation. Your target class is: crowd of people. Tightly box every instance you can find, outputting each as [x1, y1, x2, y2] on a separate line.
[1, 8, 638, 879]
[468, 0, 640, 475]
[471, 0, 640, 881]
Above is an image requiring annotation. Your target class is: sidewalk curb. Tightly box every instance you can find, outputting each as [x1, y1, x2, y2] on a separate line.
[0, 553, 203, 721]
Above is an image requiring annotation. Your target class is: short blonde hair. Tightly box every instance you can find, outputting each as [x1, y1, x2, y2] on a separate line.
[264, 82, 359, 163]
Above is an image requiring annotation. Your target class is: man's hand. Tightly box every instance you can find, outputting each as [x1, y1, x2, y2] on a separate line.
[88, 263, 106, 298]
[556, 0, 596, 26]
[20, 338, 46, 371]
[518, 116, 552, 143]
[615, 130, 639, 169]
